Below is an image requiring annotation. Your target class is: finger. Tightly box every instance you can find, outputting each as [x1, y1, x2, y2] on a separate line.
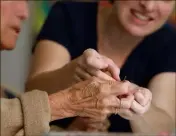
[110, 80, 132, 96]
[141, 88, 152, 104]
[101, 95, 121, 108]
[144, 99, 151, 112]
[83, 49, 108, 69]
[120, 95, 134, 109]
[73, 74, 83, 82]
[75, 66, 92, 80]
[103, 57, 120, 81]
[88, 68, 115, 81]
[135, 88, 152, 106]
[72, 76, 104, 90]
[131, 100, 145, 115]
[134, 91, 145, 106]
[118, 109, 134, 119]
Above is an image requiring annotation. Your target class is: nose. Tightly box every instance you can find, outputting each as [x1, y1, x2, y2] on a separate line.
[139, 0, 156, 12]
[17, 1, 29, 21]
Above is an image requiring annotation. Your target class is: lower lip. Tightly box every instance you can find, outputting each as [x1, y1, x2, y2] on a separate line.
[130, 10, 151, 26]
[10, 31, 19, 40]
[13, 29, 20, 36]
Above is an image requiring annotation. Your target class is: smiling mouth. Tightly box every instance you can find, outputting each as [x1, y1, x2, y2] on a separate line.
[131, 9, 154, 22]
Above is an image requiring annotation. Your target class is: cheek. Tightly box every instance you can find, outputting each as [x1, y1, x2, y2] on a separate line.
[114, 1, 136, 21]
[158, 5, 174, 22]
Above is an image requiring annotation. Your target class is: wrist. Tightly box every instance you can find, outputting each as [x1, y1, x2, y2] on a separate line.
[48, 89, 74, 121]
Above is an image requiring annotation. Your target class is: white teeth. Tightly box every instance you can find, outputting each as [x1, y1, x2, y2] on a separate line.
[133, 11, 149, 21]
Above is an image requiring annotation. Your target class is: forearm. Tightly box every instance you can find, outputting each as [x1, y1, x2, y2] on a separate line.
[130, 104, 174, 134]
[26, 58, 78, 94]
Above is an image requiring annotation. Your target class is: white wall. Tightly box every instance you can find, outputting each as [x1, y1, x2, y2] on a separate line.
[1, 3, 33, 92]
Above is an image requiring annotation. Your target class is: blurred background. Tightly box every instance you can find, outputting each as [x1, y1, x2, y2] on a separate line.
[1, 1, 176, 92]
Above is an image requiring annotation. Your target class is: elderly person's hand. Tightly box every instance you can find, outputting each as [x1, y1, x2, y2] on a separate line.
[68, 117, 110, 132]
[74, 49, 120, 82]
[48, 77, 132, 122]
[117, 84, 152, 120]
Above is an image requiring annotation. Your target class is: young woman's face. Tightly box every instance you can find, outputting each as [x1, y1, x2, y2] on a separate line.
[113, 0, 175, 37]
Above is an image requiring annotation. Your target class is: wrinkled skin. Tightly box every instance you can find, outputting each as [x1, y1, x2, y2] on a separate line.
[72, 49, 152, 131]
[49, 77, 134, 122]
[0, 1, 28, 50]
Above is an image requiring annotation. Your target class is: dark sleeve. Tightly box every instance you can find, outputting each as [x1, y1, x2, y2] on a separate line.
[32, 2, 70, 53]
[151, 30, 176, 76]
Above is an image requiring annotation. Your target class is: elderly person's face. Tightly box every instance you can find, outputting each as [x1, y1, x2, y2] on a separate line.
[113, 0, 175, 37]
[0, 1, 28, 50]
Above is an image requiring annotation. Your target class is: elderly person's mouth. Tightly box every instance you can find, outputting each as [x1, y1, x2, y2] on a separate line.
[12, 26, 21, 35]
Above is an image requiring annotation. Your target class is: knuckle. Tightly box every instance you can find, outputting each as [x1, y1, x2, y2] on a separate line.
[121, 81, 131, 92]
[84, 48, 95, 55]
[123, 80, 131, 86]
[86, 56, 93, 66]
[83, 50, 94, 65]
[83, 49, 91, 56]
[142, 87, 149, 92]
[121, 100, 131, 109]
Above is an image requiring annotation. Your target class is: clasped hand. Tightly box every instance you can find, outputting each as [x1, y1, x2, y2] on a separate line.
[70, 49, 152, 131]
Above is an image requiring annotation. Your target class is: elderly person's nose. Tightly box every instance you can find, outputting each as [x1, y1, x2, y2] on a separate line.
[16, 1, 29, 20]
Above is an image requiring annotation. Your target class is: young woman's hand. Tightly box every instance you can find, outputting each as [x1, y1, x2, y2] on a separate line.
[74, 49, 120, 82]
[117, 85, 152, 120]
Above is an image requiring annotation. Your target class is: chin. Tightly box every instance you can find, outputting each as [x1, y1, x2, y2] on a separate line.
[127, 27, 153, 37]
[0, 41, 16, 50]
[122, 22, 157, 37]
[1, 35, 17, 50]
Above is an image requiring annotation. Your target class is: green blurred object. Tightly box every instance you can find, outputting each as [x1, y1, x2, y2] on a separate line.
[32, 1, 55, 36]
